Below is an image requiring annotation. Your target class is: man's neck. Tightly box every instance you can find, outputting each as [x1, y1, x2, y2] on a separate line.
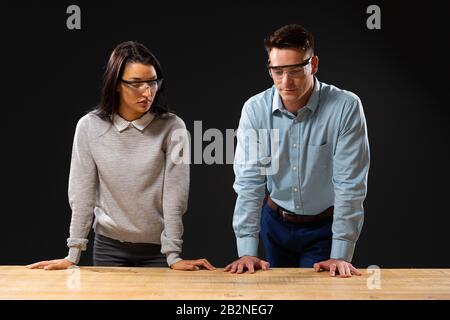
[282, 85, 314, 116]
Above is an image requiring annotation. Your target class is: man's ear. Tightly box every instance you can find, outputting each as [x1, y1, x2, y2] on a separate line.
[311, 55, 319, 75]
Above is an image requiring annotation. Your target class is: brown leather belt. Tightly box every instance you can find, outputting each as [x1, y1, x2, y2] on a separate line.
[266, 196, 333, 225]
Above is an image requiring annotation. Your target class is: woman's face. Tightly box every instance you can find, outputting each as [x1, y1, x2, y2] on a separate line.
[117, 62, 159, 120]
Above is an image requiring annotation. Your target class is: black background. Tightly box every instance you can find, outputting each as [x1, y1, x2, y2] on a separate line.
[1, 1, 449, 268]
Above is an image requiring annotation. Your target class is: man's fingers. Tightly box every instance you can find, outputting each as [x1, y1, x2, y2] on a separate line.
[314, 260, 360, 278]
[344, 264, 352, 277]
[246, 262, 255, 274]
[329, 263, 336, 277]
[313, 262, 323, 272]
[261, 260, 270, 271]
[229, 263, 238, 273]
[226, 258, 268, 274]
[337, 263, 347, 278]
[350, 265, 362, 276]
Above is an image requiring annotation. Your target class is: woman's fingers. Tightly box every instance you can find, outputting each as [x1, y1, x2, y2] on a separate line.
[44, 263, 61, 270]
[26, 259, 72, 270]
[185, 264, 199, 271]
[26, 260, 54, 269]
[171, 259, 216, 271]
[195, 259, 215, 270]
[44, 261, 72, 270]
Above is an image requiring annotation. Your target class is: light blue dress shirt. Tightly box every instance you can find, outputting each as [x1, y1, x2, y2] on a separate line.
[233, 78, 370, 262]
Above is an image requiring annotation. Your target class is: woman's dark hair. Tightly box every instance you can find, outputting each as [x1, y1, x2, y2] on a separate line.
[264, 24, 314, 54]
[94, 41, 169, 120]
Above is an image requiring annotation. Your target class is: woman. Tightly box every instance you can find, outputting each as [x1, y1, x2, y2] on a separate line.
[27, 41, 214, 271]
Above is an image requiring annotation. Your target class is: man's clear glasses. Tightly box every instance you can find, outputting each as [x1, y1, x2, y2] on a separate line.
[121, 78, 163, 91]
[268, 57, 313, 80]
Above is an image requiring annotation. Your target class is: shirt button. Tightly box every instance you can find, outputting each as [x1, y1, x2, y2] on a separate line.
[296, 205, 300, 209]
[293, 187, 298, 192]
[293, 166, 297, 171]
[293, 144, 297, 148]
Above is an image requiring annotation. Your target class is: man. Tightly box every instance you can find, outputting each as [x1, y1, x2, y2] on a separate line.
[225, 24, 369, 277]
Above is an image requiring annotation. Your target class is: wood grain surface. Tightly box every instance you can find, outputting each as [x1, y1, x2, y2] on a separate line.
[1, 266, 449, 300]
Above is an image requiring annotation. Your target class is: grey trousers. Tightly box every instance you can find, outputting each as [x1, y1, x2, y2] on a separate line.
[93, 233, 167, 267]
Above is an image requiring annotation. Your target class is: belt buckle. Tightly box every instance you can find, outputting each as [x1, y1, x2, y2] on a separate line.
[281, 210, 290, 221]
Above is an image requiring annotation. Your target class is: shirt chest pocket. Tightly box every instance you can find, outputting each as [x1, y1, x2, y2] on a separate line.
[306, 142, 332, 168]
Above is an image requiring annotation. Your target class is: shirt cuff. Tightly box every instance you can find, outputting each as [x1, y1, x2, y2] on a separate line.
[330, 239, 356, 262]
[166, 253, 182, 267]
[237, 236, 259, 257]
[65, 247, 82, 265]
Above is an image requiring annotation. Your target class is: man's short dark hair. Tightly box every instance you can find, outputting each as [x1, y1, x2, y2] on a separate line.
[264, 24, 314, 54]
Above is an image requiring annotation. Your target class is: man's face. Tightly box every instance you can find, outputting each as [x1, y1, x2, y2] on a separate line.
[268, 48, 318, 108]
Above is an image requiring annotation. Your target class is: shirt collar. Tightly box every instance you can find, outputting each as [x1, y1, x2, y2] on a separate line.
[112, 112, 155, 132]
[272, 77, 321, 114]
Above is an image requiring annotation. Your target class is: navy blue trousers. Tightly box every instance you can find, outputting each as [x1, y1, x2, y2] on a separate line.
[260, 202, 332, 268]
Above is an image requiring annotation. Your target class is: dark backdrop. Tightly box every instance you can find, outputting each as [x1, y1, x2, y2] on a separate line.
[1, 1, 448, 268]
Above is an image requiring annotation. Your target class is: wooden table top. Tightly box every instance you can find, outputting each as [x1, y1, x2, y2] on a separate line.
[1, 266, 449, 300]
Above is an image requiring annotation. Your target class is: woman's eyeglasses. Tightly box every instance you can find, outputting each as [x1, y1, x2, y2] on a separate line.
[121, 78, 163, 91]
